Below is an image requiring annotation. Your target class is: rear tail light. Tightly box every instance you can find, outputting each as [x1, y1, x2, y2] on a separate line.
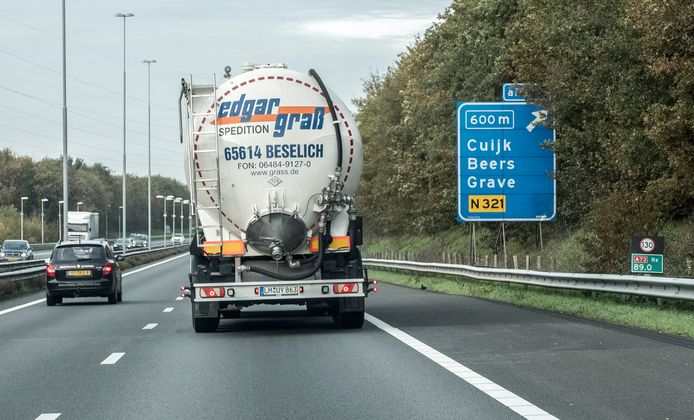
[46, 263, 56, 279]
[102, 262, 113, 276]
[199, 287, 225, 298]
[333, 283, 359, 294]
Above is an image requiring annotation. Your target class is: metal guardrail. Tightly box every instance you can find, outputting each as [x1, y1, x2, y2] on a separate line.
[363, 259, 694, 301]
[0, 245, 187, 278]
[0, 260, 45, 274]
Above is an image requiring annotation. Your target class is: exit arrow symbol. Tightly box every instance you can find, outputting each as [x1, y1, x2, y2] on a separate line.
[526, 110, 547, 132]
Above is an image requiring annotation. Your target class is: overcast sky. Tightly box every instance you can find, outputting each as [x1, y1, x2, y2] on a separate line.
[0, 0, 449, 182]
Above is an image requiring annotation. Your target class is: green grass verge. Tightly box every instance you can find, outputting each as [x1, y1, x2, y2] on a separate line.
[370, 269, 694, 339]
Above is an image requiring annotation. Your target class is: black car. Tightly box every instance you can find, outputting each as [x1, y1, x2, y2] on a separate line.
[0, 240, 33, 262]
[45, 241, 123, 305]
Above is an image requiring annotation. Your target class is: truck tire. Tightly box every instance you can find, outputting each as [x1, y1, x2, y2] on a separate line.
[46, 294, 57, 306]
[193, 316, 219, 333]
[333, 311, 364, 329]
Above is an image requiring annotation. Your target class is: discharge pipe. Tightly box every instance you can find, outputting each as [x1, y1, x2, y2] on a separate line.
[308, 69, 342, 173]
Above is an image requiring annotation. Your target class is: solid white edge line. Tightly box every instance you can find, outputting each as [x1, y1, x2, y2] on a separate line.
[163, 307, 174, 312]
[0, 253, 188, 317]
[142, 323, 158, 330]
[0, 298, 46, 316]
[35, 414, 61, 420]
[364, 313, 559, 420]
[100, 352, 125, 365]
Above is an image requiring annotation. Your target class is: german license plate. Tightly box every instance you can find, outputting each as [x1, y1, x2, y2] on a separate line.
[67, 270, 91, 277]
[260, 285, 299, 296]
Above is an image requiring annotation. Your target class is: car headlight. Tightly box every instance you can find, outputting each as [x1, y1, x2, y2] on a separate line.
[0, 252, 4, 257]
[21, 252, 27, 257]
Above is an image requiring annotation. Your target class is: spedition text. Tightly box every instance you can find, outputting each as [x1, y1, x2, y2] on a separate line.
[224, 143, 324, 161]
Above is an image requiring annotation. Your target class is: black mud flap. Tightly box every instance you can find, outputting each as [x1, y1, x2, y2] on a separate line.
[338, 297, 364, 313]
[193, 301, 220, 318]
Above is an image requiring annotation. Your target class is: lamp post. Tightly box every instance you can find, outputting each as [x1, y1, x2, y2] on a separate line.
[188, 202, 194, 242]
[115, 11, 134, 255]
[182, 200, 189, 240]
[58, 200, 64, 241]
[143, 59, 156, 250]
[179, 199, 185, 238]
[156, 195, 165, 248]
[41, 198, 48, 243]
[172, 197, 181, 242]
[166, 196, 174, 246]
[76, 201, 83, 211]
[118, 205, 123, 241]
[61, 0, 69, 243]
[106, 204, 110, 240]
[20, 196, 28, 240]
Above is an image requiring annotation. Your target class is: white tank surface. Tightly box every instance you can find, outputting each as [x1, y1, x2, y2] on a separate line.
[182, 65, 363, 258]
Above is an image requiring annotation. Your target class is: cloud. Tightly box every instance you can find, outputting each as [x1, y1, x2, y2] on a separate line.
[298, 13, 435, 42]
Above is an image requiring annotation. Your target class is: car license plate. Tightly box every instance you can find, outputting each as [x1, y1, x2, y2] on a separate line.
[260, 285, 299, 296]
[67, 270, 91, 277]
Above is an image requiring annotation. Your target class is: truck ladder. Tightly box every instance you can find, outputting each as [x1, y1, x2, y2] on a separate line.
[188, 74, 224, 255]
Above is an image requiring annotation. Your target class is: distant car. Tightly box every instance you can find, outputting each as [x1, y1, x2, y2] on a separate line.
[130, 233, 148, 248]
[0, 240, 33, 262]
[113, 238, 133, 251]
[171, 234, 185, 245]
[45, 240, 123, 305]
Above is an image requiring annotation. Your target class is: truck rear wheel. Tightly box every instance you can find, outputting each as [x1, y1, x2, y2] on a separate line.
[193, 315, 219, 333]
[333, 311, 364, 329]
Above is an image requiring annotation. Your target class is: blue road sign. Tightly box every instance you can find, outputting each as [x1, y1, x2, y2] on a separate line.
[457, 102, 556, 222]
[502, 83, 526, 102]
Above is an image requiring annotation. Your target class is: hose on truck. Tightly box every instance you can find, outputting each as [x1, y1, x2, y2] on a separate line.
[245, 230, 329, 280]
[308, 69, 342, 172]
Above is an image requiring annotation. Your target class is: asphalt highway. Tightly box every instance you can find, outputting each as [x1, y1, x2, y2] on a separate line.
[0, 255, 692, 419]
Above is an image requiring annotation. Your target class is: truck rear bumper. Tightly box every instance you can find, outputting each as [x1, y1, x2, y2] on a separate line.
[191, 278, 366, 303]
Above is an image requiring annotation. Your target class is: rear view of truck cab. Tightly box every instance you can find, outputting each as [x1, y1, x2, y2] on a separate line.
[180, 63, 375, 332]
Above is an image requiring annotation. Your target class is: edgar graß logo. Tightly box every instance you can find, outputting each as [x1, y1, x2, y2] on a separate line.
[215, 94, 327, 138]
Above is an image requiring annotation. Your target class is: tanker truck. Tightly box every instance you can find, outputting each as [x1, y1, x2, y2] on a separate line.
[179, 63, 375, 332]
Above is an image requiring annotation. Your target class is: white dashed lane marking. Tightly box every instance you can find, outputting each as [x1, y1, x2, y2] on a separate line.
[175, 296, 184, 301]
[142, 323, 158, 330]
[100, 352, 125, 365]
[35, 414, 61, 420]
[163, 307, 174, 312]
[365, 314, 558, 420]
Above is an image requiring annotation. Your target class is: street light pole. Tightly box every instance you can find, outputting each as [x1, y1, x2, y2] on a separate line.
[179, 199, 185, 238]
[61, 0, 69, 243]
[188, 202, 193, 242]
[115, 12, 134, 255]
[106, 204, 110, 240]
[166, 195, 173, 247]
[41, 198, 48, 243]
[182, 200, 189, 240]
[58, 200, 64, 242]
[172, 197, 181, 242]
[143, 59, 156, 250]
[118, 205, 123, 240]
[20, 196, 28, 240]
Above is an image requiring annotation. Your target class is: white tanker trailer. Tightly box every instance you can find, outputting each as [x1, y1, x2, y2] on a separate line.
[179, 63, 375, 332]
